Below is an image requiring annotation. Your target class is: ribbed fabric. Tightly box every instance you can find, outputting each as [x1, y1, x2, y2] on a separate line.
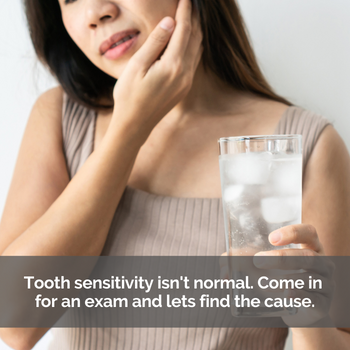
[49, 95, 331, 350]
[274, 106, 331, 171]
[62, 94, 96, 179]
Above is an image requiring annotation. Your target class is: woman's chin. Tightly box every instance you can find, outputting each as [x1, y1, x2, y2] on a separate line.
[105, 64, 128, 80]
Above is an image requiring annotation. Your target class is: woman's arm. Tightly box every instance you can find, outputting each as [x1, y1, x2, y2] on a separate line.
[292, 125, 350, 348]
[0, 87, 69, 255]
[0, 1, 203, 348]
[254, 125, 350, 348]
[0, 86, 142, 257]
[302, 125, 350, 256]
[0, 85, 143, 349]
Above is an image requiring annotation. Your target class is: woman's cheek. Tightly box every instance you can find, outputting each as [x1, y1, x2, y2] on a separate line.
[63, 15, 87, 51]
[134, 0, 178, 28]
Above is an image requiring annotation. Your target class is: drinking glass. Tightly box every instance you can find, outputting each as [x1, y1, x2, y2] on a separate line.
[218, 135, 302, 317]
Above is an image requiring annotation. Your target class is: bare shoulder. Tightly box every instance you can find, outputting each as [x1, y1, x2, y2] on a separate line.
[25, 86, 65, 146]
[22, 85, 67, 177]
[305, 125, 350, 178]
[303, 125, 350, 255]
[36, 85, 63, 103]
[32, 86, 64, 119]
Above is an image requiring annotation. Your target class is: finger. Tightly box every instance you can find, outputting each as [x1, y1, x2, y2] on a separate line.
[163, 0, 193, 60]
[254, 250, 335, 277]
[268, 224, 323, 253]
[228, 246, 260, 256]
[131, 17, 175, 73]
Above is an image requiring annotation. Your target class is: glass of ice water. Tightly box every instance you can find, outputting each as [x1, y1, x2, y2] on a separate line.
[218, 135, 302, 317]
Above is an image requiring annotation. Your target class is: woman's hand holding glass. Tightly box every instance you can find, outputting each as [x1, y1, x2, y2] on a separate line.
[254, 224, 335, 326]
[111, 0, 203, 138]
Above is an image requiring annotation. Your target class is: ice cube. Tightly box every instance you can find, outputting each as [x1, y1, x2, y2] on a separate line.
[223, 185, 244, 203]
[268, 155, 302, 195]
[231, 152, 272, 185]
[261, 196, 301, 223]
[225, 185, 260, 215]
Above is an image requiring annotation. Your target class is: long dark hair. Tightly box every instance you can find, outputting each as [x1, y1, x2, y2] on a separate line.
[24, 0, 291, 110]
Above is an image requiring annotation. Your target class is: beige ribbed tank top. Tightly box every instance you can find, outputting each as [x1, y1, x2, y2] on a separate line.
[49, 94, 331, 350]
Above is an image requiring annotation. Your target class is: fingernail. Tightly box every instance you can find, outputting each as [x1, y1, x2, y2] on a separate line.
[253, 255, 266, 268]
[160, 17, 174, 31]
[254, 252, 268, 256]
[269, 231, 282, 244]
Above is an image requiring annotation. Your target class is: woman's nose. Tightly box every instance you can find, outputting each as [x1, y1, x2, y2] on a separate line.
[85, 0, 119, 29]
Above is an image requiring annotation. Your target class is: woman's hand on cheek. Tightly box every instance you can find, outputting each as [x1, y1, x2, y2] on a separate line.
[111, 0, 203, 138]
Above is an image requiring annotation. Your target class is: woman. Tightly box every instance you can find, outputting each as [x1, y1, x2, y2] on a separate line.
[0, 0, 349, 349]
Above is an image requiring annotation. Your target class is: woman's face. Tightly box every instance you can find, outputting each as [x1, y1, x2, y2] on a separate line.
[58, 0, 178, 79]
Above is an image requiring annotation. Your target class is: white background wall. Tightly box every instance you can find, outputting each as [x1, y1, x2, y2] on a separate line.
[1, 1, 349, 349]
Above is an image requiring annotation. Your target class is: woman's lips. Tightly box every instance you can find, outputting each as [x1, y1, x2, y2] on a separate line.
[103, 33, 139, 60]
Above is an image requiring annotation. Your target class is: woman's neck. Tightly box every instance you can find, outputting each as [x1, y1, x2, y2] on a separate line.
[164, 61, 256, 124]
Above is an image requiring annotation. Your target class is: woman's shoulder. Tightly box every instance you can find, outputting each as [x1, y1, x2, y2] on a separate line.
[277, 105, 332, 134]
[27, 86, 64, 139]
[38, 86, 63, 98]
[27, 87, 97, 180]
[276, 105, 333, 170]
[36, 87, 96, 122]
[34, 86, 64, 111]
[247, 94, 334, 170]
